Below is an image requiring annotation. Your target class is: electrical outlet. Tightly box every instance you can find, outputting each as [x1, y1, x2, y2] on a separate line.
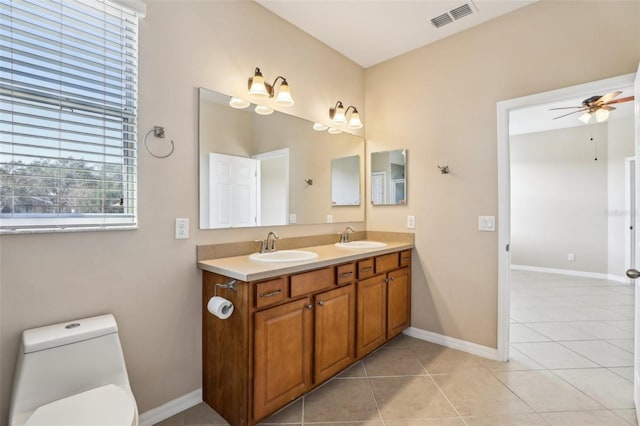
[326, 214, 333, 223]
[289, 214, 297, 224]
[175, 218, 189, 239]
[407, 215, 416, 229]
[568, 253, 575, 262]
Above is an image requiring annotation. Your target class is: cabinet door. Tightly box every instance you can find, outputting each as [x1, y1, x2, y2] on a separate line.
[387, 267, 410, 338]
[314, 284, 356, 383]
[356, 275, 387, 358]
[254, 297, 312, 421]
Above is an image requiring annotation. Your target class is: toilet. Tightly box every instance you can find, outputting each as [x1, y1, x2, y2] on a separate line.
[9, 314, 138, 426]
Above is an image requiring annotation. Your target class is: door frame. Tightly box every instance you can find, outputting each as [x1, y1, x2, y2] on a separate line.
[496, 73, 636, 361]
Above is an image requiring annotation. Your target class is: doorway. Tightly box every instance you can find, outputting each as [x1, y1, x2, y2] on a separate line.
[496, 72, 637, 361]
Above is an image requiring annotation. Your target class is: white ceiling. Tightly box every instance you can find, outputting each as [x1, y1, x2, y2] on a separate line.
[256, 0, 536, 68]
[509, 86, 635, 136]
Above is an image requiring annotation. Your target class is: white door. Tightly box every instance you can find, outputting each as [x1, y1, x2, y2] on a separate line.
[631, 62, 640, 420]
[209, 153, 257, 228]
[371, 172, 386, 204]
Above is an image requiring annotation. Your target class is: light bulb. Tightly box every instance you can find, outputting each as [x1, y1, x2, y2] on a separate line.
[595, 109, 609, 123]
[274, 81, 294, 107]
[578, 112, 592, 124]
[331, 104, 347, 125]
[347, 111, 363, 129]
[313, 123, 328, 131]
[229, 97, 250, 109]
[248, 68, 269, 99]
[254, 105, 274, 115]
[328, 128, 342, 134]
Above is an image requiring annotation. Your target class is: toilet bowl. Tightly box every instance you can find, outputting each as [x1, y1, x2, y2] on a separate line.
[9, 314, 138, 426]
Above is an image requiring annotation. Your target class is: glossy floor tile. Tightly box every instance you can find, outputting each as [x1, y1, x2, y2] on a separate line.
[158, 271, 637, 425]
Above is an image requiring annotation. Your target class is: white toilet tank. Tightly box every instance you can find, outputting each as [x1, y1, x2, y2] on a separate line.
[9, 314, 138, 426]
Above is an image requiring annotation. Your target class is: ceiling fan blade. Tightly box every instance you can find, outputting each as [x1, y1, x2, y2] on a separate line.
[549, 106, 582, 110]
[606, 95, 634, 105]
[600, 105, 616, 111]
[553, 109, 586, 120]
[598, 90, 623, 105]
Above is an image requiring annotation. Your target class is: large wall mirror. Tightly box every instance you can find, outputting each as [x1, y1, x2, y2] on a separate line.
[371, 149, 407, 205]
[199, 88, 365, 229]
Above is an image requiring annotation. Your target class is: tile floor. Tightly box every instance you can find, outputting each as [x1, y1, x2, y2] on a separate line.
[158, 270, 638, 425]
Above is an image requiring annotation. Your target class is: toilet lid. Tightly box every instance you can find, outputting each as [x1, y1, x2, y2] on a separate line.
[25, 384, 136, 426]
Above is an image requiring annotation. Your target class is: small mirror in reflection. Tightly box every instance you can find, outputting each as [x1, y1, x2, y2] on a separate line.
[371, 149, 407, 205]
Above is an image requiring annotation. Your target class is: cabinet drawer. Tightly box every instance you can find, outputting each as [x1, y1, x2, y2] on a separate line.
[358, 259, 374, 279]
[336, 263, 355, 286]
[255, 278, 287, 309]
[400, 250, 412, 267]
[375, 253, 399, 274]
[290, 268, 332, 298]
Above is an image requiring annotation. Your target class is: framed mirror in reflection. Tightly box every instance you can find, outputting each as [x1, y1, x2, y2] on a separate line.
[371, 149, 407, 205]
[199, 88, 365, 229]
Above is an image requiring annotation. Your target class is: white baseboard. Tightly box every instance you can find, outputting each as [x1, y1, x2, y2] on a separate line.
[511, 264, 630, 284]
[138, 388, 202, 426]
[403, 326, 499, 361]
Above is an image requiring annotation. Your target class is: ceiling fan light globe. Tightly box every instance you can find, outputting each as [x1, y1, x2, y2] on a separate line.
[595, 109, 609, 123]
[578, 112, 592, 124]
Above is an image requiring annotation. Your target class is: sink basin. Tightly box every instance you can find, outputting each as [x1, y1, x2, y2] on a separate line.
[249, 250, 319, 263]
[335, 241, 387, 249]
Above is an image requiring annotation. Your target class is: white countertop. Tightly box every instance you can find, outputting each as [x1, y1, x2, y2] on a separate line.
[197, 241, 414, 282]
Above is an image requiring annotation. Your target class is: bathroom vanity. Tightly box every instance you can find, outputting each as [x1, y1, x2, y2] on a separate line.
[198, 241, 412, 426]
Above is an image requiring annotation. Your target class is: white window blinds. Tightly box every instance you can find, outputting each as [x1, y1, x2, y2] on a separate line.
[0, 0, 138, 232]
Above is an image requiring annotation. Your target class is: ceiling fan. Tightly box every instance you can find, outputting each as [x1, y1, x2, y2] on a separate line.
[550, 91, 634, 124]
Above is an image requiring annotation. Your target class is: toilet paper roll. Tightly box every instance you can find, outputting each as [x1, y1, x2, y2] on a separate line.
[207, 296, 234, 320]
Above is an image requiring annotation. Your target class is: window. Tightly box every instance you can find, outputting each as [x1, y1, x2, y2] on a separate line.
[0, 0, 138, 232]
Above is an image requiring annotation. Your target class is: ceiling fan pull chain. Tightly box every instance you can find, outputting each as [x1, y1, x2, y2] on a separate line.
[590, 131, 598, 161]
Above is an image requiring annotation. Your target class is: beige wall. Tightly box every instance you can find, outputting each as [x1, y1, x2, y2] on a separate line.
[0, 1, 364, 419]
[364, 0, 639, 347]
[510, 124, 609, 273]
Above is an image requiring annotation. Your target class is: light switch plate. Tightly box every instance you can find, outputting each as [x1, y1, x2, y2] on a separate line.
[407, 215, 416, 229]
[175, 218, 189, 239]
[478, 216, 495, 232]
[289, 214, 297, 224]
[326, 214, 333, 223]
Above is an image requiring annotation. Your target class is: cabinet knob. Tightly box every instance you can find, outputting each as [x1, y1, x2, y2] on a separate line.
[318, 300, 324, 306]
[390, 277, 395, 281]
[306, 304, 313, 310]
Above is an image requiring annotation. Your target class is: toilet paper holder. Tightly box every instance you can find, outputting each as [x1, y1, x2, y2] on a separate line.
[214, 280, 237, 297]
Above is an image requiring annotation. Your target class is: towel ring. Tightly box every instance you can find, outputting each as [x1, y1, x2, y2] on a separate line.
[143, 126, 175, 159]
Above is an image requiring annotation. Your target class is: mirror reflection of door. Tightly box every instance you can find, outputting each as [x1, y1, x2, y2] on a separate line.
[209, 153, 257, 228]
[252, 149, 289, 226]
[371, 172, 386, 204]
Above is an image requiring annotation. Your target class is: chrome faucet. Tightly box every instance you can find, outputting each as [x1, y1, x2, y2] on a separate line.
[339, 226, 355, 243]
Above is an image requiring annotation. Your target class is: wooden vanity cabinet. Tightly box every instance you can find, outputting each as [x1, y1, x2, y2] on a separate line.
[314, 284, 356, 383]
[202, 248, 411, 426]
[356, 250, 412, 357]
[253, 297, 313, 420]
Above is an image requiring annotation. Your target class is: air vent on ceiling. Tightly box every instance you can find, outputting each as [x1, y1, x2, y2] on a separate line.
[430, 2, 476, 29]
[431, 13, 453, 28]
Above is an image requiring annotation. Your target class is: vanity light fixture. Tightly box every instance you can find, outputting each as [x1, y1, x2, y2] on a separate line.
[329, 101, 363, 129]
[248, 67, 295, 107]
[229, 97, 250, 109]
[328, 127, 342, 134]
[313, 123, 329, 131]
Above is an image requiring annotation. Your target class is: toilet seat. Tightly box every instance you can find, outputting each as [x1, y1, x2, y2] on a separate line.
[25, 384, 136, 426]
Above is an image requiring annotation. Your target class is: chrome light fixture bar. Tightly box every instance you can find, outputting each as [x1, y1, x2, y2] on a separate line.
[329, 101, 363, 129]
[248, 67, 295, 107]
